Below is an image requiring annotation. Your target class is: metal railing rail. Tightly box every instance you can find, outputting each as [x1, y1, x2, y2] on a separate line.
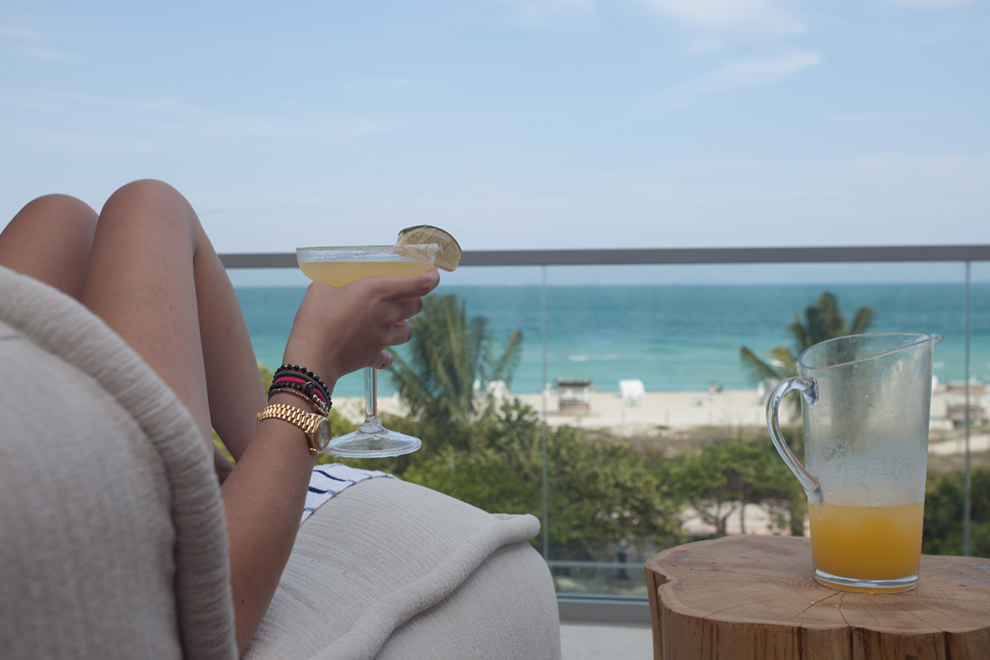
[220, 244, 990, 269]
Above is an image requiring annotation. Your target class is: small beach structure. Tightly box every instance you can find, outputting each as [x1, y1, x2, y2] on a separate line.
[619, 379, 645, 406]
[556, 378, 592, 416]
[945, 382, 988, 427]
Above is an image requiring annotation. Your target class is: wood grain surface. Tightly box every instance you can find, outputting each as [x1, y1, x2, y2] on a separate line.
[645, 535, 990, 660]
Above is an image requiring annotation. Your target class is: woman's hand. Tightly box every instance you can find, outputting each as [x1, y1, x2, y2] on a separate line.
[282, 269, 440, 388]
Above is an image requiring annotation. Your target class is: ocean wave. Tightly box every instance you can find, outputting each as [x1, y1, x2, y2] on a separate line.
[568, 354, 639, 362]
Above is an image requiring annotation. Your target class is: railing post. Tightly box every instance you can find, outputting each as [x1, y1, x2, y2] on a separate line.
[541, 265, 550, 561]
[964, 260, 972, 556]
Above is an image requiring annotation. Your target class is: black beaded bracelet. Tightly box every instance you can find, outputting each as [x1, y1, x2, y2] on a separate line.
[271, 364, 332, 409]
[274, 365, 330, 398]
[268, 385, 330, 415]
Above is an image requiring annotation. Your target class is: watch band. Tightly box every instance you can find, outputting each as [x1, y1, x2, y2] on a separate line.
[257, 403, 326, 454]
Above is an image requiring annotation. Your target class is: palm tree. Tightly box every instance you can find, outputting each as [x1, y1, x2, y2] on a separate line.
[741, 291, 875, 385]
[389, 294, 523, 425]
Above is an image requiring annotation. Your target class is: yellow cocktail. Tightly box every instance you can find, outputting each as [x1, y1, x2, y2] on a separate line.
[299, 260, 434, 287]
[809, 501, 924, 588]
[295, 244, 437, 457]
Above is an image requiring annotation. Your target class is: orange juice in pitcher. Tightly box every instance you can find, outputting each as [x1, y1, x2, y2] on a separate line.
[809, 501, 924, 585]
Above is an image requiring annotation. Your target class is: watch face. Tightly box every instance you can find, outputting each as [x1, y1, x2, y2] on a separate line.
[315, 417, 332, 451]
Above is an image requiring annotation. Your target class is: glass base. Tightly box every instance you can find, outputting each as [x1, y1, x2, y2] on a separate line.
[814, 568, 918, 594]
[326, 424, 422, 458]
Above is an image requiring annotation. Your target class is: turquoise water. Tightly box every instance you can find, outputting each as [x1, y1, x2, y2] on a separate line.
[236, 283, 990, 398]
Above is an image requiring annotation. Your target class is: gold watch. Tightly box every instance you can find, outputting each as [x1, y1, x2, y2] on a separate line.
[257, 403, 331, 454]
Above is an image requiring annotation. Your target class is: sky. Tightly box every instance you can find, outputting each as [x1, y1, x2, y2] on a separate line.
[1, 0, 989, 261]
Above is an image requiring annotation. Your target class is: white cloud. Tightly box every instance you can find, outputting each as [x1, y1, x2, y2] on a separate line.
[514, 0, 596, 15]
[41, 133, 163, 153]
[641, 50, 820, 108]
[1, 26, 68, 60]
[0, 27, 44, 40]
[18, 46, 67, 60]
[487, 0, 805, 42]
[888, 0, 974, 7]
[818, 111, 926, 122]
[631, 0, 805, 47]
[487, 0, 596, 28]
[851, 152, 990, 190]
[0, 88, 392, 141]
[634, 0, 797, 28]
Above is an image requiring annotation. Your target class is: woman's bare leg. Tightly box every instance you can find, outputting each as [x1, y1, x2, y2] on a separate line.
[0, 194, 98, 300]
[81, 180, 265, 469]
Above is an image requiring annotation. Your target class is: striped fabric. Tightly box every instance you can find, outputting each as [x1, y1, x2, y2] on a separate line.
[303, 464, 395, 523]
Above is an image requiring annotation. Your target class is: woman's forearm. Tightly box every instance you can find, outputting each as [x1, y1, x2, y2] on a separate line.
[220, 393, 318, 654]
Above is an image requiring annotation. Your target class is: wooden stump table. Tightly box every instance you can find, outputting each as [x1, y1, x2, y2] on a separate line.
[645, 535, 990, 659]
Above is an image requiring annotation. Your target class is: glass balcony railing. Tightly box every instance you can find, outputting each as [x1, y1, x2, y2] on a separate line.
[222, 245, 990, 613]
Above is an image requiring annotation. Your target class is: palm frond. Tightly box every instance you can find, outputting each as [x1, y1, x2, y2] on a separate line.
[850, 306, 875, 335]
[817, 292, 846, 339]
[740, 346, 785, 385]
[488, 329, 524, 386]
[788, 312, 809, 354]
[769, 345, 797, 377]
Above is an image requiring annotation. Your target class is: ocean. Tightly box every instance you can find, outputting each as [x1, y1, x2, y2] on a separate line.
[235, 283, 990, 399]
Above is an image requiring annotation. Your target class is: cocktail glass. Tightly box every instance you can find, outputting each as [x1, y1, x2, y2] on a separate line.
[296, 244, 437, 457]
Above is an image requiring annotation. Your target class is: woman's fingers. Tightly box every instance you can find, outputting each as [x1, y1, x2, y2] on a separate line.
[386, 320, 414, 347]
[373, 350, 393, 370]
[390, 298, 424, 325]
[367, 268, 439, 301]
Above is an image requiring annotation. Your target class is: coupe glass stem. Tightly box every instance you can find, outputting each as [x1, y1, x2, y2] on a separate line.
[359, 367, 386, 434]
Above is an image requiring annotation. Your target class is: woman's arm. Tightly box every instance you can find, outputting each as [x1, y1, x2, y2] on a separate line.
[220, 272, 439, 653]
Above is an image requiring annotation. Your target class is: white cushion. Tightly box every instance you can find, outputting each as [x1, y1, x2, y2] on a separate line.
[245, 478, 560, 660]
[0, 265, 237, 660]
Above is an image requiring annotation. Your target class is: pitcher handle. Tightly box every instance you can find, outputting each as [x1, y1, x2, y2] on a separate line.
[766, 377, 823, 504]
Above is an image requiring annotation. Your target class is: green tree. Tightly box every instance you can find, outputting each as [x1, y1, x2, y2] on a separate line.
[923, 467, 990, 558]
[671, 438, 804, 536]
[389, 294, 523, 426]
[398, 400, 684, 560]
[740, 291, 875, 384]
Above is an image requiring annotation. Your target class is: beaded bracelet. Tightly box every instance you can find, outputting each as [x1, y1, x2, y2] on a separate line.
[270, 375, 329, 405]
[268, 385, 330, 416]
[273, 364, 331, 401]
[269, 364, 332, 413]
[274, 364, 330, 392]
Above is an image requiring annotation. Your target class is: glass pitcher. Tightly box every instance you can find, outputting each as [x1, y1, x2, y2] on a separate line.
[766, 333, 941, 593]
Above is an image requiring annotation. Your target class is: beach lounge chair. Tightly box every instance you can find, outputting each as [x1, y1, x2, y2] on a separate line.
[0, 265, 560, 660]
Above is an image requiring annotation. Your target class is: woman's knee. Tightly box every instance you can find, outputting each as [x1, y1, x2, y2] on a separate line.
[97, 180, 203, 245]
[105, 179, 192, 216]
[6, 194, 98, 236]
[0, 194, 99, 298]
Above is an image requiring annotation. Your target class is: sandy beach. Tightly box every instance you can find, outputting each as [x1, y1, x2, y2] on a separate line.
[517, 388, 769, 431]
[342, 384, 984, 443]
[334, 388, 771, 430]
[513, 386, 974, 432]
